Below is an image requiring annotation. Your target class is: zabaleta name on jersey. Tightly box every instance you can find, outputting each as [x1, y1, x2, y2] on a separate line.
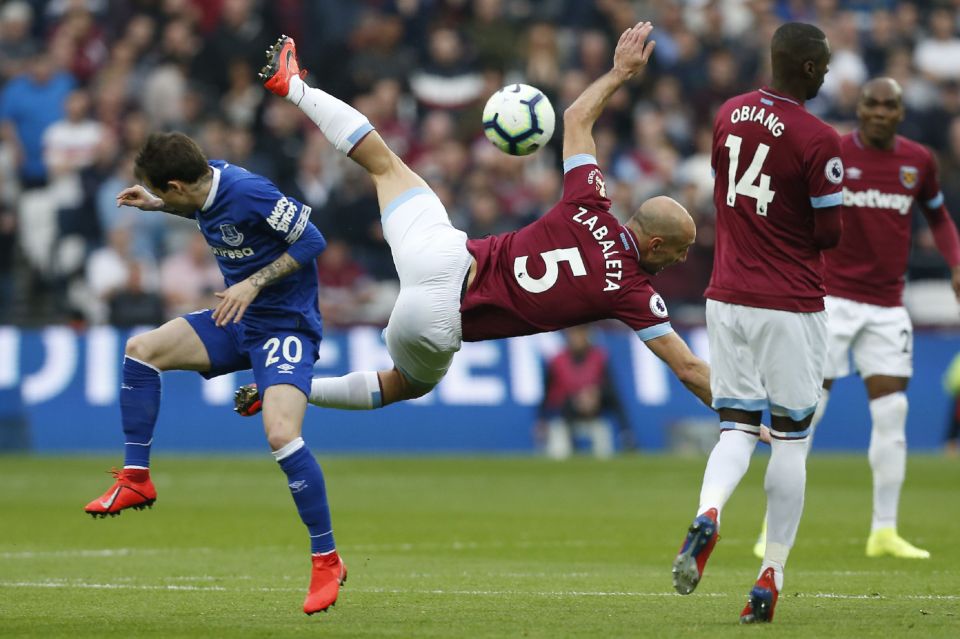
[571, 206, 628, 292]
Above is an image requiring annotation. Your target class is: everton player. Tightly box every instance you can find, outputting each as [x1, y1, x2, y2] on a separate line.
[671, 23, 844, 623]
[82, 132, 347, 615]
[242, 25, 713, 415]
[237, 24, 714, 427]
[752, 78, 960, 561]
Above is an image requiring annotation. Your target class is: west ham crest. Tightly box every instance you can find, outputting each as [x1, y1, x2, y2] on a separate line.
[899, 166, 918, 189]
[220, 224, 244, 246]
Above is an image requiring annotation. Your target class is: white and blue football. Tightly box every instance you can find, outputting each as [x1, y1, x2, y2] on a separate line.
[482, 84, 555, 156]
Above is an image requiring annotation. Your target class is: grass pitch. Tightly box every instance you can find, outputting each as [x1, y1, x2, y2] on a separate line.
[0, 454, 957, 638]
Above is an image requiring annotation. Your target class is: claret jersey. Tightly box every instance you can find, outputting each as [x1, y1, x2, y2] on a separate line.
[706, 87, 844, 312]
[194, 160, 326, 334]
[460, 154, 673, 343]
[825, 132, 944, 307]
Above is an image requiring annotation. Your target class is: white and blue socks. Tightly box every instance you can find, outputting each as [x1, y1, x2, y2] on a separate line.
[868, 392, 908, 532]
[120, 356, 161, 469]
[286, 75, 372, 156]
[273, 437, 336, 554]
[697, 425, 759, 519]
[309, 371, 383, 410]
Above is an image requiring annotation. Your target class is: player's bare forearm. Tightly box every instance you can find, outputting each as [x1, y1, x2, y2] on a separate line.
[564, 69, 631, 131]
[679, 358, 713, 408]
[562, 21, 655, 159]
[249, 252, 301, 290]
[644, 331, 712, 407]
[212, 252, 302, 326]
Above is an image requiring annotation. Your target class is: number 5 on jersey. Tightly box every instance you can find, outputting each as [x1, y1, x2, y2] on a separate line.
[724, 134, 776, 216]
[514, 247, 586, 293]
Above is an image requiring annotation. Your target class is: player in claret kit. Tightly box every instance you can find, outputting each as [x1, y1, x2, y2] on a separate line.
[671, 23, 844, 624]
[238, 25, 715, 429]
[752, 77, 960, 561]
[82, 132, 347, 615]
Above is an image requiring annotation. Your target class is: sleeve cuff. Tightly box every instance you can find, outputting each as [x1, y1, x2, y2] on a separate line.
[636, 321, 674, 341]
[563, 154, 597, 174]
[810, 192, 843, 208]
[925, 191, 944, 209]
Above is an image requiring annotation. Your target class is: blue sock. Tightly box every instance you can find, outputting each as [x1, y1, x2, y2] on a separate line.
[275, 439, 336, 553]
[121, 356, 161, 468]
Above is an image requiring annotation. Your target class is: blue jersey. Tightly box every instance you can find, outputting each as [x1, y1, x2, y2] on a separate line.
[194, 160, 327, 336]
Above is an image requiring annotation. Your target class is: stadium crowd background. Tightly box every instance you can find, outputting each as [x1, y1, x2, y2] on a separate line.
[1, 0, 959, 330]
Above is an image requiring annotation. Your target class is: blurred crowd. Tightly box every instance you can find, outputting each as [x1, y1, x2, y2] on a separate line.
[1, 0, 959, 328]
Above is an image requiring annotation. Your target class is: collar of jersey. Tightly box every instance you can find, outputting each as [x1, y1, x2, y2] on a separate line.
[853, 130, 900, 153]
[200, 166, 222, 213]
[758, 86, 801, 107]
[620, 225, 642, 261]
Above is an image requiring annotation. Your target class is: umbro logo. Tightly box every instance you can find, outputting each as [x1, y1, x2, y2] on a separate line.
[289, 480, 308, 493]
[846, 166, 862, 180]
[277, 363, 295, 374]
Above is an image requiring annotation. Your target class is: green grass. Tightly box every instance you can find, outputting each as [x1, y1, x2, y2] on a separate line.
[0, 454, 957, 638]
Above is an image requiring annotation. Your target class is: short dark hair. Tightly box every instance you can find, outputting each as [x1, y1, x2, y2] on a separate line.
[134, 132, 209, 190]
[771, 22, 828, 73]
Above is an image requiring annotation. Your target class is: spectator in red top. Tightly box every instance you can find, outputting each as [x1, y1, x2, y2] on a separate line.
[539, 324, 633, 460]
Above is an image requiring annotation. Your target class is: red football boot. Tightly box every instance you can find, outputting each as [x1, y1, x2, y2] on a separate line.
[233, 383, 262, 417]
[740, 567, 780, 624]
[303, 550, 348, 615]
[671, 507, 719, 594]
[84, 468, 156, 518]
[259, 35, 307, 98]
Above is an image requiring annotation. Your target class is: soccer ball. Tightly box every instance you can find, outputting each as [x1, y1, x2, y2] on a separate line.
[482, 84, 555, 156]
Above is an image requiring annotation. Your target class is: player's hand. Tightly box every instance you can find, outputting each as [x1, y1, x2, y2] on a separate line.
[212, 279, 261, 326]
[612, 21, 656, 79]
[759, 425, 772, 445]
[951, 265, 960, 304]
[116, 185, 164, 211]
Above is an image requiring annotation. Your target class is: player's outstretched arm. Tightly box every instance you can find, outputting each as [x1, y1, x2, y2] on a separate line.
[643, 331, 712, 407]
[212, 252, 302, 326]
[116, 185, 166, 211]
[562, 21, 655, 160]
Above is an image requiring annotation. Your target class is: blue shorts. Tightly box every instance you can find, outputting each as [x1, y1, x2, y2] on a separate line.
[182, 309, 320, 398]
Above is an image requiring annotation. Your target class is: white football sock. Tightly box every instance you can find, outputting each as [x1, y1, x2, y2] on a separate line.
[758, 389, 829, 533]
[272, 436, 305, 460]
[868, 392, 908, 532]
[763, 434, 808, 588]
[309, 372, 383, 410]
[698, 425, 759, 520]
[804, 388, 829, 453]
[286, 76, 373, 156]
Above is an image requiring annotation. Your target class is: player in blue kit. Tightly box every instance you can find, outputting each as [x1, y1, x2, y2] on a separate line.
[82, 132, 346, 615]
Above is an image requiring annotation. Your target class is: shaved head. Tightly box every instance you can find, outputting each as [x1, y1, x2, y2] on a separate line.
[857, 76, 905, 149]
[861, 76, 902, 102]
[634, 196, 695, 243]
[629, 196, 696, 275]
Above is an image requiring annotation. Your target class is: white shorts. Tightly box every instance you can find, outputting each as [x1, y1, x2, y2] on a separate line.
[822, 295, 913, 380]
[381, 187, 472, 386]
[706, 299, 827, 420]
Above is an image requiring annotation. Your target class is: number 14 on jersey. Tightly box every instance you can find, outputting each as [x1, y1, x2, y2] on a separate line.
[724, 134, 776, 216]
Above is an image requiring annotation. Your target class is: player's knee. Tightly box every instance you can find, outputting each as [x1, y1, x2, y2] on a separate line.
[398, 374, 435, 401]
[264, 421, 300, 451]
[124, 333, 160, 367]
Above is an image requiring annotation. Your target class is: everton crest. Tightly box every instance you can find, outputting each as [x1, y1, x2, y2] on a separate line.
[220, 224, 244, 246]
[899, 166, 918, 190]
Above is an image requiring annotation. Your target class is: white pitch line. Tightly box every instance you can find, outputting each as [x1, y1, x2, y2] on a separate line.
[0, 547, 213, 560]
[0, 580, 956, 601]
